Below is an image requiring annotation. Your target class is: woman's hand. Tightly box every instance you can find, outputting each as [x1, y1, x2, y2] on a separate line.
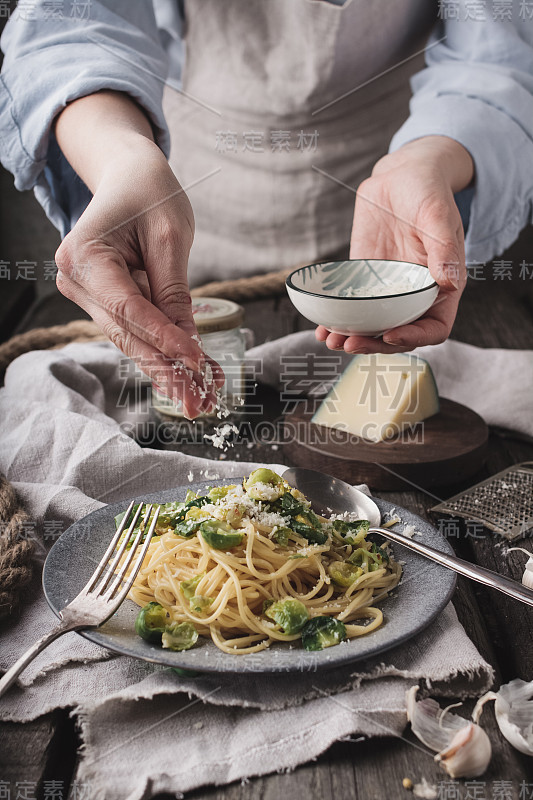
[54, 91, 223, 418]
[316, 136, 474, 354]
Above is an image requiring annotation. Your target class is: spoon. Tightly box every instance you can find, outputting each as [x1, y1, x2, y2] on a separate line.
[282, 467, 533, 608]
[281, 466, 381, 526]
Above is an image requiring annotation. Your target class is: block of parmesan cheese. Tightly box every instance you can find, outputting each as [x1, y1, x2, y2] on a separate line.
[311, 353, 439, 443]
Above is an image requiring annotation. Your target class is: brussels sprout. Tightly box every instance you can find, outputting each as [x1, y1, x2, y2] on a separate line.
[115, 504, 162, 546]
[172, 667, 201, 678]
[332, 519, 369, 545]
[189, 595, 214, 613]
[327, 561, 363, 588]
[348, 546, 384, 572]
[156, 501, 187, 528]
[180, 573, 204, 599]
[370, 541, 390, 563]
[264, 598, 309, 634]
[162, 621, 198, 651]
[200, 519, 244, 549]
[135, 602, 168, 644]
[272, 526, 292, 547]
[115, 503, 151, 532]
[208, 485, 236, 502]
[183, 495, 210, 513]
[301, 617, 347, 651]
[244, 468, 285, 500]
[278, 492, 303, 514]
[275, 494, 327, 545]
[290, 519, 327, 545]
[174, 518, 203, 538]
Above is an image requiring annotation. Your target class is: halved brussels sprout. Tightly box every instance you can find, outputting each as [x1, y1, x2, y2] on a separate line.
[135, 602, 168, 644]
[276, 494, 327, 545]
[162, 621, 199, 651]
[272, 526, 292, 547]
[301, 616, 347, 651]
[348, 546, 386, 572]
[290, 518, 327, 546]
[327, 561, 363, 588]
[278, 493, 304, 515]
[180, 574, 204, 599]
[174, 518, 203, 538]
[332, 519, 369, 545]
[264, 598, 309, 634]
[200, 519, 244, 549]
[115, 504, 162, 546]
[208, 485, 236, 502]
[156, 501, 186, 528]
[189, 595, 214, 613]
[370, 541, 390, 563]
[244, 468, 286, 500]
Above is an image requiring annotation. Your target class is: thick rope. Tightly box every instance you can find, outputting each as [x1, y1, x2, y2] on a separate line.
[0, 319, 106, 377]
[0, 474, 34, 622]
[190, 267, 292, 301]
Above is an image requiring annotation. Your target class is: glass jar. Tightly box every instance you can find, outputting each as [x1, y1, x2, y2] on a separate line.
[151, 297, 246, 420]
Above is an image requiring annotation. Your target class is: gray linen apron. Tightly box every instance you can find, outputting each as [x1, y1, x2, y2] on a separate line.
[162, 0, 437, 286]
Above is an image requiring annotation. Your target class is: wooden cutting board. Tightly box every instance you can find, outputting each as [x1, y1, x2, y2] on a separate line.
[282, 398, 488, 490]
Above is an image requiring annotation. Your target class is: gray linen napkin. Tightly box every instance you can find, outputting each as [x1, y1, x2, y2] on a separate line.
[0, 340, 494, 799]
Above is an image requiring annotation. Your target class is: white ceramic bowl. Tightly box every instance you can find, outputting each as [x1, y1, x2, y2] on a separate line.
[286, 259, 439, 336]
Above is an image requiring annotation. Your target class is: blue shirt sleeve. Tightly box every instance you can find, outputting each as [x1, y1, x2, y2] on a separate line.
[0, 0, 173, 237]
[390, 1, 533, 263]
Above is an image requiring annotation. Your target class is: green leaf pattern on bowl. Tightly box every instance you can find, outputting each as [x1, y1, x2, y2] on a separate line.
[298, 260, 432, 297]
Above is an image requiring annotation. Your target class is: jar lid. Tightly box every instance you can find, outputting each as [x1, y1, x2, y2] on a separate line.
[191, 297, 245, 334]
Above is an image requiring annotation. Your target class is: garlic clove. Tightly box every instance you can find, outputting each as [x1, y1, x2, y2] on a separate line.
[474, 679, 533, 756]
[523, 558, 533, 589]
[435, 722, 492, 778]
[407, 686, 492, 778]
[506, 547, 533, 589]
[406, 686, 469, 752]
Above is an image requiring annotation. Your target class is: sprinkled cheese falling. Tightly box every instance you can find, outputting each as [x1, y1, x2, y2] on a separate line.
[204, 423, 239, 450]
[214, 484, 291, 529]
[312, 353, 439, 443]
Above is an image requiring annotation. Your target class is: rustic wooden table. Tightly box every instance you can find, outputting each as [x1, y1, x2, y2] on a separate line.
[1, 264, 533, 800]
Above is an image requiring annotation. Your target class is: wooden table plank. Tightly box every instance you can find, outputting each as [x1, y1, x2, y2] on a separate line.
[0, 710, 78, 798]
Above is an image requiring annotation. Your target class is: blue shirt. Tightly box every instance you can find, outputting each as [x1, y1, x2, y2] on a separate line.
[1, 0, 533, 264]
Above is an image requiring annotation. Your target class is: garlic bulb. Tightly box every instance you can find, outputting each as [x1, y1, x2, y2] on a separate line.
[506, 547, 533, 589]
[406, 686, 492, 778]
[474, 679, 533, 756]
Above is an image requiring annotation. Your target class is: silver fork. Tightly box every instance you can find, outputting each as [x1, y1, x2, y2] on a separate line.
[0, 501, 159, 699]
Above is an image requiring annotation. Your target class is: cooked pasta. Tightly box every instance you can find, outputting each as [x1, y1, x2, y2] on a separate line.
[121, 469, 401, 654]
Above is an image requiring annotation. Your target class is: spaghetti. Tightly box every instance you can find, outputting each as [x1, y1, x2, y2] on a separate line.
[122, 469, 401, 654]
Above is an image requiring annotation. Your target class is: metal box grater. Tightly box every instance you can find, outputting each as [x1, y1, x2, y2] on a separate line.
[431, 462, 533, 540]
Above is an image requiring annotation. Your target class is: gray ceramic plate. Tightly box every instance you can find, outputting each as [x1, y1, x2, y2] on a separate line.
[43, 480, 456, 673]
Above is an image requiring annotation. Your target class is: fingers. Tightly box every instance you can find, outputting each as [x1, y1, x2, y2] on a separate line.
[382, 288, 460, 348]
[142, 211, 199, 337]
[315, 288, 460, 354]
[315, 326, 330, 342]
[55, 266, 220, 418]
[56, 244, 204, 373]
[420, 199, 466, 293]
